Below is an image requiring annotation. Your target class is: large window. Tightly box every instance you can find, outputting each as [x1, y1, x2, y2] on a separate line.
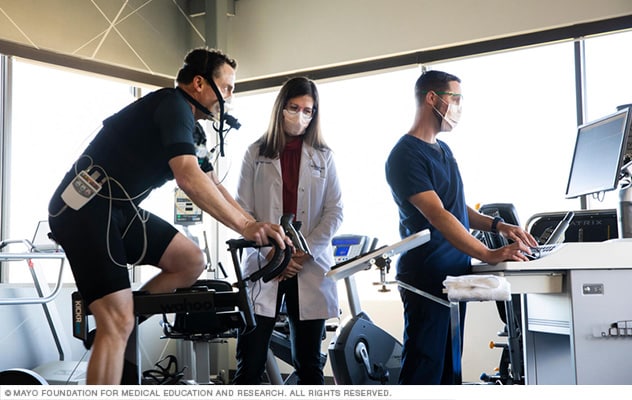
[6, 59, 139, 282]
[227, 43, 579, 245]
[431, 41, 579, 227]
[582, 30, 632, 210]
[219, 31, 630, 293]
[223, 45, 578, 296]
[228, 31, 631, 246]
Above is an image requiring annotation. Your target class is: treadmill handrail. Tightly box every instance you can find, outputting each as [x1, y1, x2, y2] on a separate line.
[0, 240, 66, 306]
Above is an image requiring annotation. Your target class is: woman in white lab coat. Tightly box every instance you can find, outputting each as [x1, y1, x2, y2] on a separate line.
[233, 77, 343, 384]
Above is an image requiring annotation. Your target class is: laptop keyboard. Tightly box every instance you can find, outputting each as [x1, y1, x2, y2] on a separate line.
[525, 243, 562, 260]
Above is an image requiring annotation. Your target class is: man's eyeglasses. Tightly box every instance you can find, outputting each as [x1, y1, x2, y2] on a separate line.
[435, 91, 463, 99]
[285, 103, 315, 118]
[421, 90, 463, 100]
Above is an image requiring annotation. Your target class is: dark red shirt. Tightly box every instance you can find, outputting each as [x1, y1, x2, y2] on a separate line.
[280, 137, 303, 217]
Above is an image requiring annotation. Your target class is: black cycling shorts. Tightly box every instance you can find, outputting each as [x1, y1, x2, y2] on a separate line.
[49, 198, 178, 306]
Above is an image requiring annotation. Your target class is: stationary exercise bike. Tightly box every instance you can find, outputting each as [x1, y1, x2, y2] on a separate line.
[70, 237, 292, 385]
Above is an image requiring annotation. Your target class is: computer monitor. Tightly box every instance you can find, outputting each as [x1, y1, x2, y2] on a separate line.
[565, 108, 632, 199]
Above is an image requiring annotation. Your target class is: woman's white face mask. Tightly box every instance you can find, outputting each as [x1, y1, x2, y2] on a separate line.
[283, 109, 311, 136]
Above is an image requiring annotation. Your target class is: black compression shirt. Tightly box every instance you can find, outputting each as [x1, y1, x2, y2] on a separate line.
[52, 88, 199, 207]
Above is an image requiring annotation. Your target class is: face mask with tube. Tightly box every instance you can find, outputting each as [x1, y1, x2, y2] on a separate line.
[176, 67, 241, 156]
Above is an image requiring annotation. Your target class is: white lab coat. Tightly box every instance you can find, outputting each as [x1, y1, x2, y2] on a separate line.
[236, 141, 343, 320]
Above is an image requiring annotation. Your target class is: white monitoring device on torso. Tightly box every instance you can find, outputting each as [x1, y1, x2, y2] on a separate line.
[61, 169, 103, 210]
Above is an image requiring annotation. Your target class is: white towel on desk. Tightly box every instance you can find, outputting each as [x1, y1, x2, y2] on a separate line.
[442, 274, 511, 302]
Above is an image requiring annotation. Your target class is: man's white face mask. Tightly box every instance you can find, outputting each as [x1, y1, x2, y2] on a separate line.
[433, 94, 462, 132]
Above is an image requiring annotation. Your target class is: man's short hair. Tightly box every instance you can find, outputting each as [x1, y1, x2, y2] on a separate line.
[414, 70, 461, 104]
[176, 47, 237, 84]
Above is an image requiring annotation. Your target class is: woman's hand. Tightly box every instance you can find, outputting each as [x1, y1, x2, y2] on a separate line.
[276, 251, 308, 280]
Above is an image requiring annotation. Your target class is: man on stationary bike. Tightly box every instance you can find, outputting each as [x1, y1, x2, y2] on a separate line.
[48, 48, 288, 385]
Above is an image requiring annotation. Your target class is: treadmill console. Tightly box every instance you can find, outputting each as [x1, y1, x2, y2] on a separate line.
[332, 235, 370, 263]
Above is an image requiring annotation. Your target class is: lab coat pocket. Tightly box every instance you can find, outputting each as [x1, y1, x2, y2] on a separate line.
[310, 161, 326, 179]
[253, 161, 280, 191]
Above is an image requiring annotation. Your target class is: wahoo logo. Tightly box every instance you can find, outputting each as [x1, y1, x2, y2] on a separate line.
[159, 298, 216, 314]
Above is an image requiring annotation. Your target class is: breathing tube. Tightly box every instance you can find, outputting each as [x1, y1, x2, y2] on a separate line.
[176, 64, 241, 156]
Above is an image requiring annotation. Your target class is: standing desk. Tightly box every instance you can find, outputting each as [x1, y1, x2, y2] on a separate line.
[473, 239, 632, 384]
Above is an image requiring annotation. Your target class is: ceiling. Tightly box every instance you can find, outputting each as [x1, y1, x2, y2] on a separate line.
[0, 0, 206, 81]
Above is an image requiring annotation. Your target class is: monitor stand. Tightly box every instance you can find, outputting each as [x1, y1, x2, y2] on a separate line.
[617, 165, 632, 238]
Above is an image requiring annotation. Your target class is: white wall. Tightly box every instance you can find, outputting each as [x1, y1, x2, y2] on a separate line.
[227, 0, 632, 80]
